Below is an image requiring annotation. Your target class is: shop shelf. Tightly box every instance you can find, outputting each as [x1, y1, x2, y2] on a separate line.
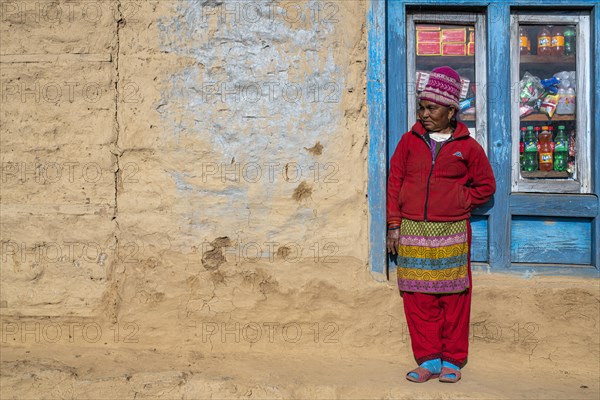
[416, 55, 474, 68]
[520, 170, 570, 179]
[520, 54, 576, 69]
[520, 113, 576, 122]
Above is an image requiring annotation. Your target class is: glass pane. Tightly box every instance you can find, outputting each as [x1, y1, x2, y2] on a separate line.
[518, 23, 577, 180]
[415, 23, 477, 138]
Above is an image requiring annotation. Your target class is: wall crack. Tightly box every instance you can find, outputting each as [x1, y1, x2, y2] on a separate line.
[103, 0, 125, 324]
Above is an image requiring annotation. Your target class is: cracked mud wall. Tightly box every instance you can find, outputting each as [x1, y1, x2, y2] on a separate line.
[115, 0, 370, 346]
[1, 0, 371, 339]
[1, 0, 121, 314]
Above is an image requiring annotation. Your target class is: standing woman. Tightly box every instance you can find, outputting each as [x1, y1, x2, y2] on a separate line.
[386, 66, 496, 383]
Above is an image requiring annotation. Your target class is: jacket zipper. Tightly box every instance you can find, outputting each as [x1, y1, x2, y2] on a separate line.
[417, 133, 454, 222]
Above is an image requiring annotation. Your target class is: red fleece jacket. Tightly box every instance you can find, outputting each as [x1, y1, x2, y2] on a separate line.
[387, 120, 496, 225]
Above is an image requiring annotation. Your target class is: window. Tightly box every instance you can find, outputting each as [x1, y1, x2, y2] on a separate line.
[511, 12, 591, 193]
[407, 12, 487, 151]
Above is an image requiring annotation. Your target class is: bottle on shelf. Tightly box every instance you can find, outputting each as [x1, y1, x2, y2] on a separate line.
[556, 71, 571, 90]
[538, 125, 553, 171]
[568, 71, 576, 90]
[519, 26, 530, 55]
[537, 25, 552, 56]
[553, 125, 569, 171]
[551, 26, 564, 56]
[568, 128, 576, 173]
[519, 127, 526, 168]
[564, 26, 576, 56]
[534, 126, 541, 141]
[565, 88, 576, 114]
[556, 88, 569, 115]
[522, 126, 538, 172]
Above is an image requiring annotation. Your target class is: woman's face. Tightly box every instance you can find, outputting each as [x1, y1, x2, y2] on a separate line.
[418, 100, 455, 132]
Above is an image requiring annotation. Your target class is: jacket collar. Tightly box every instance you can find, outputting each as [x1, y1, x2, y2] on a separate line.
[411, 120, 471, 139]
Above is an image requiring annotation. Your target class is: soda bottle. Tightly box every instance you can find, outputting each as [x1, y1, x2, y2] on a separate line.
[556, 88, 569, 114]
[565, 88, 576, 114]
[568, 128, 576, 173]
[519, 127, 526, 167]
[538, 125, 553, 171]
[551, 26, 564, 56]
[553, 125, 568, 171]
[537, 25, 552, 56]
[522, 126, 538, 172]
[564, 26, 576, 56]
[519, 27, 530, 55]
[528, 125, 535, 141]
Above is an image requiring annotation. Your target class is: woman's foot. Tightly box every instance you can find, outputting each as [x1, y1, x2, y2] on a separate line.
[406, 359, 441, 382]
[439, 361, 461, 383]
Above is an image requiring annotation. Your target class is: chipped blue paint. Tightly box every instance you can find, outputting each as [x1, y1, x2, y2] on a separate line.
[593, 4, 600, 271]
[367, 0, 387, 279]
[510, 194, 598, 218]
[511, 216, 592, 265]
[470, 216, 488, 262]
[387, 1, 407, 160]
[486, 2, 511, 272]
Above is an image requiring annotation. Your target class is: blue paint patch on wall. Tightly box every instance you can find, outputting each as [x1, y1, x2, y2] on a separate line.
[155, 0, 344, 149]
[166, 170, 247, 197]
[155, 0, 346, 204]
[166, 169, 250, 230]
[153, 0, 351, 244]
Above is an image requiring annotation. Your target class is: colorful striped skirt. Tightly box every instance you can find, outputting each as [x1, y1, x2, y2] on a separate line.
[397, 218, 470, 294]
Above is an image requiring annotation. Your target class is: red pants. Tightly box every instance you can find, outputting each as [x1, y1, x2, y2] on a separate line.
[401, 220, 472, 367]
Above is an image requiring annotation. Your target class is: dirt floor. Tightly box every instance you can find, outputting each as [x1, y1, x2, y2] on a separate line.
[1, 260, 599, 399]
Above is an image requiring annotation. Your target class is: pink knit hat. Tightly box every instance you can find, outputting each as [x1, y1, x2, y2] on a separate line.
[419, 66, 461, 110]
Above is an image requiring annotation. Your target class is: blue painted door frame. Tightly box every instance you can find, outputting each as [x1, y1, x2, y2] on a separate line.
[367, 0, 600, 279]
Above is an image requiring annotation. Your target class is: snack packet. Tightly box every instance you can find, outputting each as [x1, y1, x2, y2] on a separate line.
[541, 93, 559, 118]
[519, 104, 535, 117]
[519, 72, 543, 104]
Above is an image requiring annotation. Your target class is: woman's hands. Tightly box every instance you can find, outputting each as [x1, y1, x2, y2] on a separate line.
[387, 226, 400, 255]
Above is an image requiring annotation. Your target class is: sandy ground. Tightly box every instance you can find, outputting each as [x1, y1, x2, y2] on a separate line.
[1, 259, 599, 399]
[1, 346, 598, 399]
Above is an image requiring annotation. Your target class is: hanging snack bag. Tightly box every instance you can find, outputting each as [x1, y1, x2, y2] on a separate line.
[519, 72, 543, 105]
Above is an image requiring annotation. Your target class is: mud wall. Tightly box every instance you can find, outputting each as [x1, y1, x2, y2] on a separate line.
[1, 0, 369, 327]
